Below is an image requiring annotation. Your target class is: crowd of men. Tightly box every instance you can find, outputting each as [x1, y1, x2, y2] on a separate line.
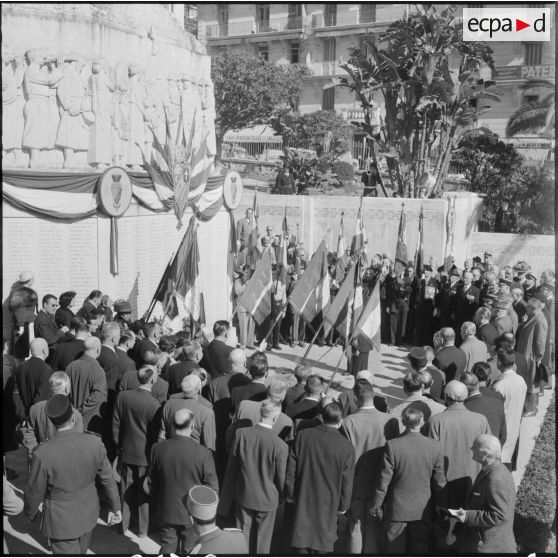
[2, 239, 555, 555]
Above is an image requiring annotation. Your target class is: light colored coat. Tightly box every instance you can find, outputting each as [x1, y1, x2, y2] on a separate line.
[491, 370, 527, 463]
[460, 336, 489, 373]
[516, 310, 548, 392]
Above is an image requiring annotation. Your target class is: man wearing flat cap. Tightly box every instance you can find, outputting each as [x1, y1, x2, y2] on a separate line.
[188, 485, 248, 554]
[24, 394, 121, 554]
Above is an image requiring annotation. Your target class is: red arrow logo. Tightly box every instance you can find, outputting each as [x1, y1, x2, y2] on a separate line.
[516, 19, 530, 31]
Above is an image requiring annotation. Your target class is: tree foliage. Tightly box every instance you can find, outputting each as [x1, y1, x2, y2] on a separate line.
[330, 4, 498, 197]
[211, 50, 308, 156]
[506, 79, 555, 137]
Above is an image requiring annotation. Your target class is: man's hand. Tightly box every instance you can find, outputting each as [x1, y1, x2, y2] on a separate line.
[337, 510, 347, 516]
[60, 326, 69, 333]
[448, 508, 466, 523]
[107, 510, 122, 526]
[368, 506, 382, 520]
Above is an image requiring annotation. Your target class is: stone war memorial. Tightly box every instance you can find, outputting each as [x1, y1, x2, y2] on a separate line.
[2, 3, 233, 327]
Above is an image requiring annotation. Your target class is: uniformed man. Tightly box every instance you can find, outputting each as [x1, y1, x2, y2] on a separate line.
[113, 300, 133, 332]
[24, 394, 121, 554]
[188, 485, 248, 555]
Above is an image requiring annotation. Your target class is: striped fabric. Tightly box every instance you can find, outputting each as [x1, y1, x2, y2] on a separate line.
[237, 249, 273, 325]
[394, 206, 408, 275]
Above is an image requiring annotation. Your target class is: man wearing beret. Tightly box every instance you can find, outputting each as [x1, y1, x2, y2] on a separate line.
[188, 485, 248, 554]
[24, 394, 121, 554]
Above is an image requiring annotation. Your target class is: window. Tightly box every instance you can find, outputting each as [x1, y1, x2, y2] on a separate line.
[256, 3, 270, 32]
[257, 44, 269, 61]
[290, 41, 300, 64]
[524, 43, 542, 65]
[287, 3, 302, 29]
[324, 3, 337, 26]
[323, 38, 336, 62]
[359, 35, 374, 56]
[218, 4, 229, 37]
[322, 87, 335, 110]
[360, 3, 376, 23]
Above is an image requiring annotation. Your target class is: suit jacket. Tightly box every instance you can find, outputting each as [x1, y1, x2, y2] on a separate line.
[200, 339, 233, 380]
[459, 336, 489, 373]
[112, 387, 160, 466]
[219, 424, 289, 514]
[236, 217, 251, 246]
[427, 364, 446, 401]
[150, 436, 218, 525]
[208, 372, 251, 404]
[286, 425, 355, 553]
[337, 389, 389, 416]
[233, 399, 294, 442]
[370, 432, 446, 522]
[34, 310, 63, 348]
[464, 393, 507, 447]
[166, 360, 199, 395]
[24, 430, 120, 539]
[426, 404, 490, 508]
[516, 310, 548, 392]
[191, 527, 248, 555]
[28, 399, 83, 449]
[160, 396, 216, 451]
[135, 338, 158, 366]
[477, 322, 499, 355]
[463, 461, 517, 553]
[65, 355, 107, 428]
[16, 356, 52, 414]
[115, 347, 136, 376]
[231, 381, 267, 410]
[98, 345, 123, 392]
[54, 306, 74, 329]
[433, 345, 467, 383]
[75, 300, 97, 321]
[286, 397, 320, 422]
[284, 383, 305, 409]
[50, 338, 85, 372]
[453, 284, 480, 324]
[120, 370, 169, 404]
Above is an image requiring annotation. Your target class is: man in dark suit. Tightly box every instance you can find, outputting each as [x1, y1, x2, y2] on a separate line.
[452, 271, 480, 342]
[15, 338, 52, 416]
[409, 346, 446, 401]
[75, 290, 103, 321]
[115, 330, 137, 377]
[452, 434, 517, 553]
[112, 366, 161, 537]
[463, 373, 507, 447]
[34, 294, 67, 353]
[286, 402, 355, 554]
[120, 347, 169, 404]
[50, 317, 89, 371]
[230, 351, 268, 411]
[283, 365, 310, 409]
[219, 399, 289, 554]
[149, 408, 219, 554]
[474, 306, 499, 356]
[24, 394, 121, 554]
[433, 327, 466, 383]
[166, 340, 203, 395]
[336, 369, 390, 416]
[236, 207, 253, 252]
[285, 374, 323, 424]
[369, 406, 446, 554]
[134, 322, 161, 367]
[200, 321, 234, 380]
[342, 381, 399, 554]
[65, 336, 107, 433]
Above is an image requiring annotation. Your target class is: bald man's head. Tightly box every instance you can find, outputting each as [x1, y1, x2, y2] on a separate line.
[229, 348, 246, 372]
[181, 374, 201, 397]
[30, 338, 48, 359]
[173, 408, 194, 432]
[444, 380, 468, 403]
[473, 433, 502, 463]
[84, 336, 101, 357]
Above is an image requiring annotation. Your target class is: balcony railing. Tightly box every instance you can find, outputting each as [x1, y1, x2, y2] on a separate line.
[199, 16, 303, 40]
[311, 5, 409, 29]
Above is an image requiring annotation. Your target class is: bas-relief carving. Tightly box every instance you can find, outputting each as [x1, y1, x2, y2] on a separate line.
[2, 46, 214, 171]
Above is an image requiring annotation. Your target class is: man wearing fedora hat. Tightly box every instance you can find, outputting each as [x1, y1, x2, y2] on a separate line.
[24, 394, 121, 554]
[188, 485, 248, 554]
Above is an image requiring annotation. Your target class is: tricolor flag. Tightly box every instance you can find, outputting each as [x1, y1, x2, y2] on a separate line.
[415, 207, 424, 276]
[323, 263, 358, 341]
[352, 280, 382, 351]
[289, 240, 331, 324]
[237, 248, 273, 325]
[394, 205, 408, 275]
[246, 189, 261, 269]
[350, 198, 368, 265]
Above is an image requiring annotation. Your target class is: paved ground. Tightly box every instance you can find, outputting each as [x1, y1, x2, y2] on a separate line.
[3, 342, 552, 555]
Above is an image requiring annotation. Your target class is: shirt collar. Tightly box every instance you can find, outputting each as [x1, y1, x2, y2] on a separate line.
[257, 422, 273, 429]
[102, 344, 116, 353]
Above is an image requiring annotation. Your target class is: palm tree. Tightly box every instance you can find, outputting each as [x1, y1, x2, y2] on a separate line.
[506, 79, 555, 137]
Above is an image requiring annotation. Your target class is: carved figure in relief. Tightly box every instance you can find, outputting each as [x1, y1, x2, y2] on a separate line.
[127, 63, 147, 170]
[201, 80, 217, 157]
[2, 48, 25, 165]
[88, 57, 114, 169]
[41, 53, 64, 168]
[111, 61, 131, 166]
[55, 53, 93, 168]
[164, 73, 181, 145]
[142, 71, 166, 163]
[22, 50, 64, 168]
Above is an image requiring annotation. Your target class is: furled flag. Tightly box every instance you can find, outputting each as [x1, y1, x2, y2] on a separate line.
[237, 248, 273, 325]
[394, 205, 408, 275]
[293, 223, 302, 275]
[350, 197, 368, 265]
[276, 208, 289, 292]
[415, 206, 424, 276]
[246, 188, 261, 269]
[335, 211, 346, 280]
[323, 262, 358, 342]
[352, 280, 382, 351]
[289, 240, 331, 324]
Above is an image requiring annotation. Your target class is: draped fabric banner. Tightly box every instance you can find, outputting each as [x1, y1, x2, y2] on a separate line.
[2, 168, 226, 222]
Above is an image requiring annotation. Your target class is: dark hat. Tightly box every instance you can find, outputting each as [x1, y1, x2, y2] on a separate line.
[423, 264, 433, 272]
[450, 266, 462, 277]
[46, 394, 73, 426]
[525, 273, 537, 281]
[498, 278, 512, 287]
[407, 347, 427, 369]
[114, 301, 132, 314]
[472, 256, 482, 263]
[513, 261, 530, 273]
[187, 485, 218, 520]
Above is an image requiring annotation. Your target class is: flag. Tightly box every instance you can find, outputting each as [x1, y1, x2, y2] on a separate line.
[352, 281, 382, 351]
[394, 206, 408, 275]
[350, 198, 368, 265]
[289, 240, 331, 324]
[246, 189, 261, 269]
[237, 249, 273, 325]
[415, 207, 424, 276]
[277, 208, 288, 290]
[336, 211, 345, 259]
[293, 223, 302, 275]
[323, 263, 358, 341]
[152, 259, 178, 319]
